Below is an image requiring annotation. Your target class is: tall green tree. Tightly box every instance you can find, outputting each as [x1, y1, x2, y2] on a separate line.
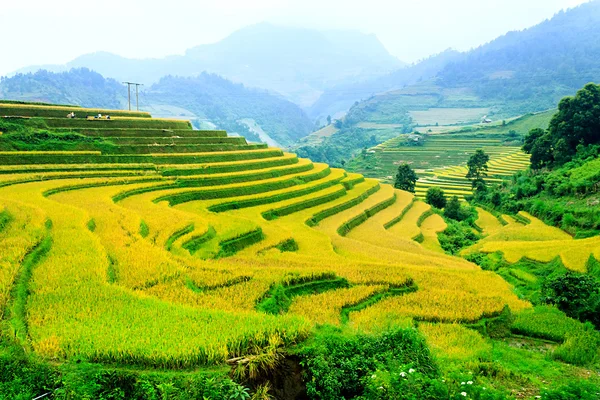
[394, 164, 418, 193]
[425, 187, 447, 209]
[466, 149, 489, 189]
[523, 83, 600, 169]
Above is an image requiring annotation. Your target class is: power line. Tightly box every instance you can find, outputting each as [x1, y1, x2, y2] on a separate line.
[122, 81, 143, 111]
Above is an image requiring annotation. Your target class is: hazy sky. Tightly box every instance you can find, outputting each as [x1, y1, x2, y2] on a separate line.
[0, 0, 590, 76]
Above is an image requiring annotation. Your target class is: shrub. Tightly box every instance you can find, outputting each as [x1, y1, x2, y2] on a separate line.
[438, 220, 481, 255]
[425, 187, 447, 209]
[298, 328, 438, 400]
[542, 272, 600, 328]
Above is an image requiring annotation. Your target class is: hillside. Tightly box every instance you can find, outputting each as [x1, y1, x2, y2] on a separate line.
[301, 1, 600, 165]
[14, 23, 404, 107]
[0, 101, 599, 398]
[344, 110, 555, 201]
[144, 74, 314, 147]
[308, 49, 463, 121]
[0, 69, 314, 146]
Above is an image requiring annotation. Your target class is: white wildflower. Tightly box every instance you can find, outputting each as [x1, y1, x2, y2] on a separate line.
[408, 368, 415, 373]
[467, 381, 473, 385]
[461, 392, 467, 397]
[399, 372, 407, 377]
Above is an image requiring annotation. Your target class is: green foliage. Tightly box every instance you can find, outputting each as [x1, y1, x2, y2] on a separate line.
[542, 380, 600, 400]
[425, 187, 447, 209]
[542, 272, 600, 328]
[362, 368, 511, 400]
[306, 183, 380, 227]
[298, 328, 438, 400]
[274, 238, 299, 253]
[0, 347, 59, 400]
[0, 353, 252, 400]
[394, 164, 418, 192]
[552, 323, 600, 366]
[523, 83, 600, 168]
[86, 219, 96, 232]
[465, 149, 489, 190]
[443, 196, 475, 223]
[438, 220, 480, 255]
[139, 221, 150, 238]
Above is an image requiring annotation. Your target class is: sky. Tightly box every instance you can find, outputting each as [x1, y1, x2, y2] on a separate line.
[0, 0, 591, 76]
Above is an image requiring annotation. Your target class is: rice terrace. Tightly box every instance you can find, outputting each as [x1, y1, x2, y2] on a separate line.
[2, 1, 600, 399]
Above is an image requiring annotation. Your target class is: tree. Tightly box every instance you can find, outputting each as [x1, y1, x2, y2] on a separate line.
[443, 196, 462, 220]
[425, 187, 446, 209]
[394, 164, 418, 192]
[543, 272, 600, 328]
[326, 115, 332, 125]
[523, 83, 600, 168]
[466, 149, 489, 189]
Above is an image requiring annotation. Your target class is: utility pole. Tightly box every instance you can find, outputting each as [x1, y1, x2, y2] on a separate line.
[123, 81, 143, 111]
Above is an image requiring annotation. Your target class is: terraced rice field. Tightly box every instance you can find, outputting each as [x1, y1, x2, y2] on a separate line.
[465, 210, 600, 272]
[363, 134, 531, 201]
[0, 102, 530, 370]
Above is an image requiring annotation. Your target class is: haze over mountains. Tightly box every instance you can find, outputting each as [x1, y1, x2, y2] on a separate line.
[4, 1, 600, 148]
[15, 23, 404, 108]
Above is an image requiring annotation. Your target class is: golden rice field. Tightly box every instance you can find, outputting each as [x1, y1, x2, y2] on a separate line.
[464, 211, 600, 272]
[0, 102, 565, 371]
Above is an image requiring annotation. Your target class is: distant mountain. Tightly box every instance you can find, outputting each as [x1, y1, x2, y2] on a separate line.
[144, 74, 314, 146]
[0, 68, 313, 146]
[308, 49, 463, 120]
[15, 23, 404, 107]
[0, 68, 125, 109]
[436, 0, 600, 115]
[296, 1, 600, 166]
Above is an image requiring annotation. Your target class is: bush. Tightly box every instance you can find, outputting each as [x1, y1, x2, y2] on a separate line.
[438, 220, 481, 255]
[542, 272, 600, 328]
[298, 328, 438, 400]
[425, 187, 447, 209]
[443, 196, 475, 222]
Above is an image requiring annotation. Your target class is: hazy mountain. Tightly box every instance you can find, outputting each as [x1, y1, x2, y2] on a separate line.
[295, 1, 600, 165]
[0, 68, 313, 146]
[0, 68, 125, 109]
[308, 49, 463, 120]
[433, 0, 600, 115]
[15, 23, 404, 107]
[144, 74, 314, 146]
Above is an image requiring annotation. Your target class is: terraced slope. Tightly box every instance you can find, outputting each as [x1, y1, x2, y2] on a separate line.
[464, 210, 600, 272]
[0, 102, 529, 370]
[348, 133, 531, 201]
